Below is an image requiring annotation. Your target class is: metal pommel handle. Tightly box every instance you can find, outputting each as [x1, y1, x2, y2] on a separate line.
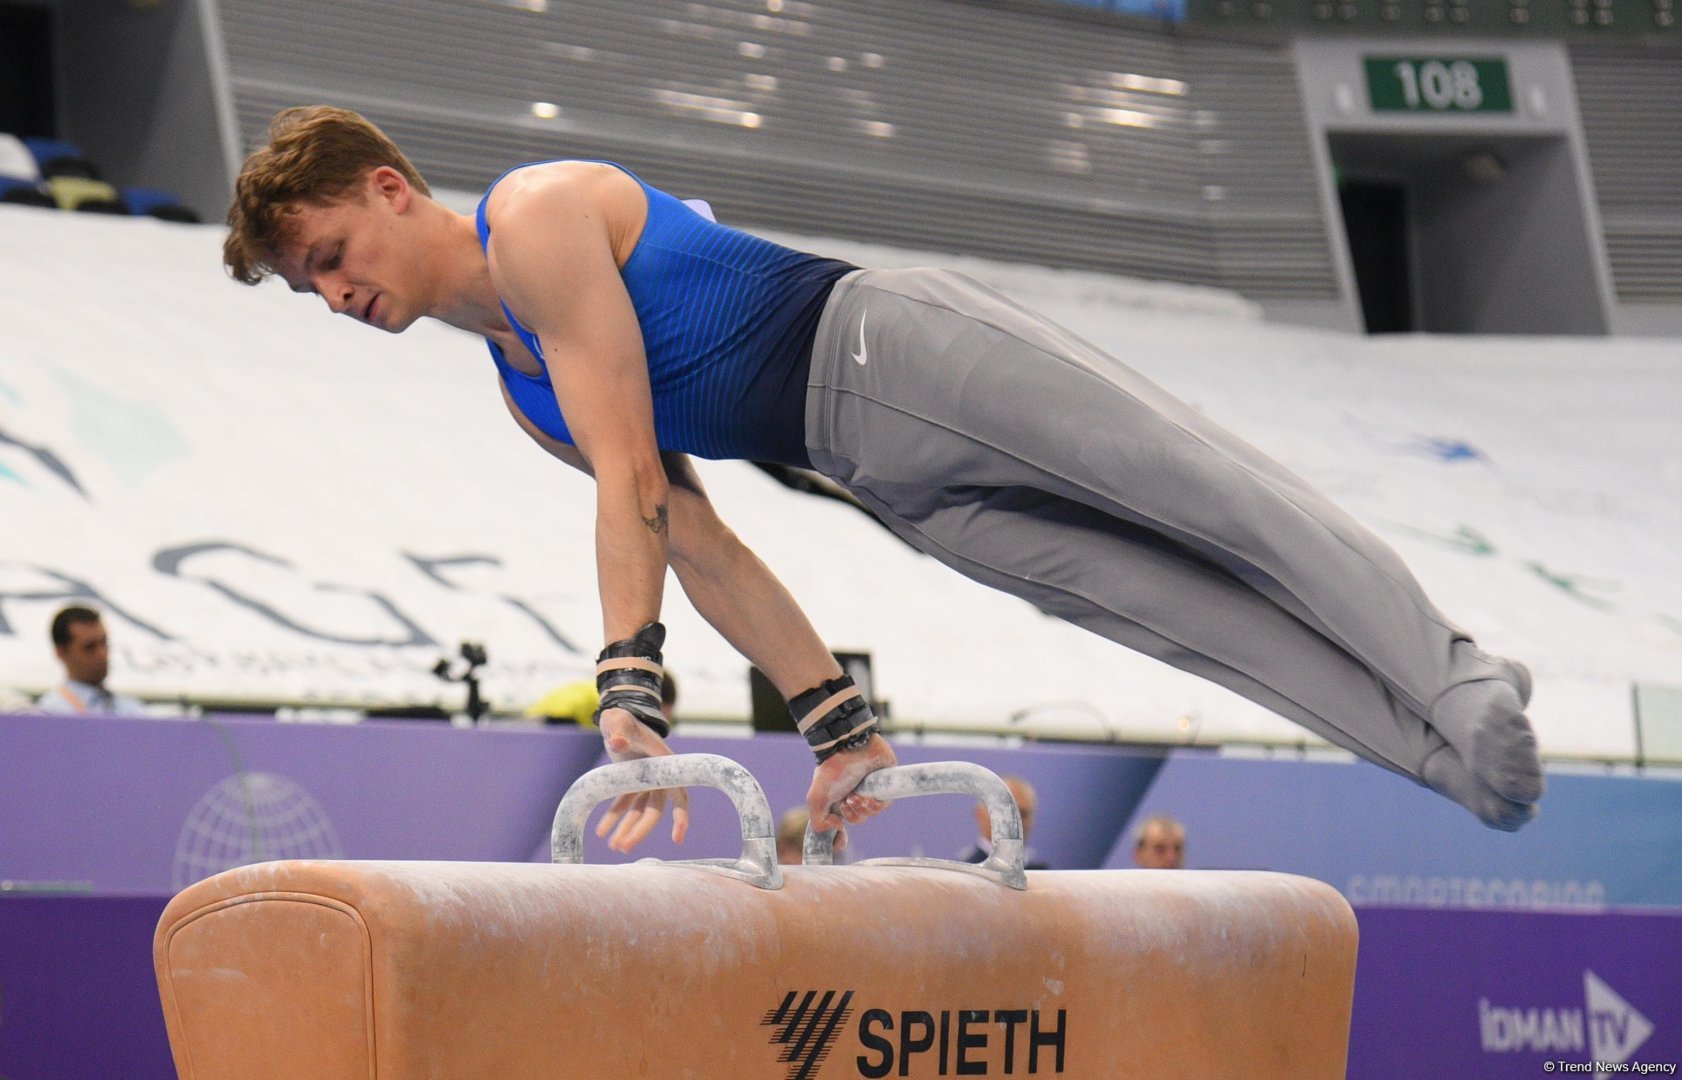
[803, 761, 1029, 890]
[551, 753, 783, 890]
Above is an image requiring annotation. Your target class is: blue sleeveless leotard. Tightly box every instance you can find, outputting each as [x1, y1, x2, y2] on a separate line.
[476, 161, 853, 467]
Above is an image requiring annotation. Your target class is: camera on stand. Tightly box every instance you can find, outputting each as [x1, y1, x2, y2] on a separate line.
[431, 641, 490, 724]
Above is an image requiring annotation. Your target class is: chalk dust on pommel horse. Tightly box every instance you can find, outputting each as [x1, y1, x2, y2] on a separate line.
[154, 755, 1358, 1078]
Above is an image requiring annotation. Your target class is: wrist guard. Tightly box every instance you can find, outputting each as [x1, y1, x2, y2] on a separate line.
[593, 622, 670, 739]
[790, 674, 878, 762]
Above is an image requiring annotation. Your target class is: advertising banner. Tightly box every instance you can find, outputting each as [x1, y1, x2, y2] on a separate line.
[1351, 907, 1682, 1078]
[1107, 752, 1682, 909]
[0, 714, 1163, 893]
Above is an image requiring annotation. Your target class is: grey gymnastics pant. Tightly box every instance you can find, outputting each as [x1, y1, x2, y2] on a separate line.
[803, 267, 1504, 782]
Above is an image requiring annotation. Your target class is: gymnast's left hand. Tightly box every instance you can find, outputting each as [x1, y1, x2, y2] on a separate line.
[594, 707, 691, 852]
[807, 733, 898, 854]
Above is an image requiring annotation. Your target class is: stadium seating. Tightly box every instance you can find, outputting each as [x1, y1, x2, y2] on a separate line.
[0, 132, 52, 207]
[0, 174, 54, 208]
[0, 131, 196, 220]
[122, 185, 201, 223]
[0, 131, 39, 180]
[23, 135, 100, 180]
[48, 175, 129, 214]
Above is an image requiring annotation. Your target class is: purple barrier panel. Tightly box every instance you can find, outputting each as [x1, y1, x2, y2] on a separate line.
[0, 895, 174, 1080]
[549, 732, 1164, 870]
[1351, 906, 1682, 1078]
[1099, 751, 1682, 909]
[0, 713, 603, 894]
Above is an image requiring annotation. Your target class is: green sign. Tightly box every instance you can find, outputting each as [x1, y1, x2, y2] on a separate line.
[1365, 57, 1513, 114]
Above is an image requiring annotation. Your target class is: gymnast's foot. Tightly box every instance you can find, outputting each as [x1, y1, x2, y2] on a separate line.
[1430, 676, 1546, 805]
[1422, 743, 1538, 832]
[1459, 642, 1533, 707]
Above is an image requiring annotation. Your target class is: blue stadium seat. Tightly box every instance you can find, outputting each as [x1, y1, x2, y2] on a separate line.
[23, 136, 100, 180]
[122, 186, 201, 223]
[0, 175, 54, 208]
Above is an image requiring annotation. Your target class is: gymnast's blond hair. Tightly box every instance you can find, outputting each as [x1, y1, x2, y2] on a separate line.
[224, 106, 430, 286]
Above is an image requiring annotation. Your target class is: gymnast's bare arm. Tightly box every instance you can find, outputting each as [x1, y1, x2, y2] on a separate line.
[487, 165, 663, 648]
[488, 165, 685, 851]
[500, 384, 896, 849]
[658, 453, 897, 844]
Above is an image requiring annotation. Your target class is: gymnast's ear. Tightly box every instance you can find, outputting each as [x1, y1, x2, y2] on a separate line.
[367, 165, 412, 211]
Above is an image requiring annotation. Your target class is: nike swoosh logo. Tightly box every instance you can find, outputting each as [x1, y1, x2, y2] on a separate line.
[851, 311, 868, 365]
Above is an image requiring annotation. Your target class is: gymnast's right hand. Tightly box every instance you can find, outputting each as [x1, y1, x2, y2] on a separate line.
[594, 707, 691, 853]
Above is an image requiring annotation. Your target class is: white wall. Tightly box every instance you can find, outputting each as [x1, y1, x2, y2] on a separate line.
[1, 206, 1676, 758]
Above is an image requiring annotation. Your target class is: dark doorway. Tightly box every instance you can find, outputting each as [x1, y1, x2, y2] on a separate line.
[1339, 179, 1414, 334]
[0, 2, 55, 138]
[1329, 131, 1606, 335]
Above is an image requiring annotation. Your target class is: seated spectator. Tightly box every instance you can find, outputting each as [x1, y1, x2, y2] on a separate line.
[34, 606, 147, 716]
[776, 806, 810, 866]
[525, 671, 677, 729]
[1132, 815, 1187, 869]
[959, 774, 1050, 870]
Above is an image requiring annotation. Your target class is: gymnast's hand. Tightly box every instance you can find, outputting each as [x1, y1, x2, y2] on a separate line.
[594, 707, 691, 853]
[806, 733, 898, 854]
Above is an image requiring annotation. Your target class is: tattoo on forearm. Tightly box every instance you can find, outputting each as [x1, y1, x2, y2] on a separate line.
[642, 504, 669, 535]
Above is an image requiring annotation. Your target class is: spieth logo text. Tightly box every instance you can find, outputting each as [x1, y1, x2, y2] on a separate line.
[763, 990, 1069, 1078]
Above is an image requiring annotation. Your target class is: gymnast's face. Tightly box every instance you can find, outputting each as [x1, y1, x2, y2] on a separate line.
[275, 167, 427, 334]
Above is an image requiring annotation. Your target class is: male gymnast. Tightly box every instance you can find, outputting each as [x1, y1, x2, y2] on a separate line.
[224, 107, 1544, 847]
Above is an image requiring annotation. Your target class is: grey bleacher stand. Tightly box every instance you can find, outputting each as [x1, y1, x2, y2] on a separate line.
[32, 0, 1682, 333]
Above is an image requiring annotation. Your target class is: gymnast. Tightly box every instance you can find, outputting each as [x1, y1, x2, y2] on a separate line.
[223, 106, 1544, 847]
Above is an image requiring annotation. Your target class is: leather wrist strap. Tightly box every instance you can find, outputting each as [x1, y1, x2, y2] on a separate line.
[789, 674, 878, 761]
[593, 622, 670, 739]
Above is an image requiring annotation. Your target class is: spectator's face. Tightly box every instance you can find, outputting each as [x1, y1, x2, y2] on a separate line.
[1134, 825, 1185, 869]
[974, 782, 1036, 841]
[57, 620, 110, 686]
[1008, 782, 1037, 839]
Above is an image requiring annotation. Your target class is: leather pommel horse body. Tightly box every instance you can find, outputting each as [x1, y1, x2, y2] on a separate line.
[155, 757, 1358, 1078]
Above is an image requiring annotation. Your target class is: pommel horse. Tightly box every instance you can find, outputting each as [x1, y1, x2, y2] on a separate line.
[155, 755, 1358, 1077]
